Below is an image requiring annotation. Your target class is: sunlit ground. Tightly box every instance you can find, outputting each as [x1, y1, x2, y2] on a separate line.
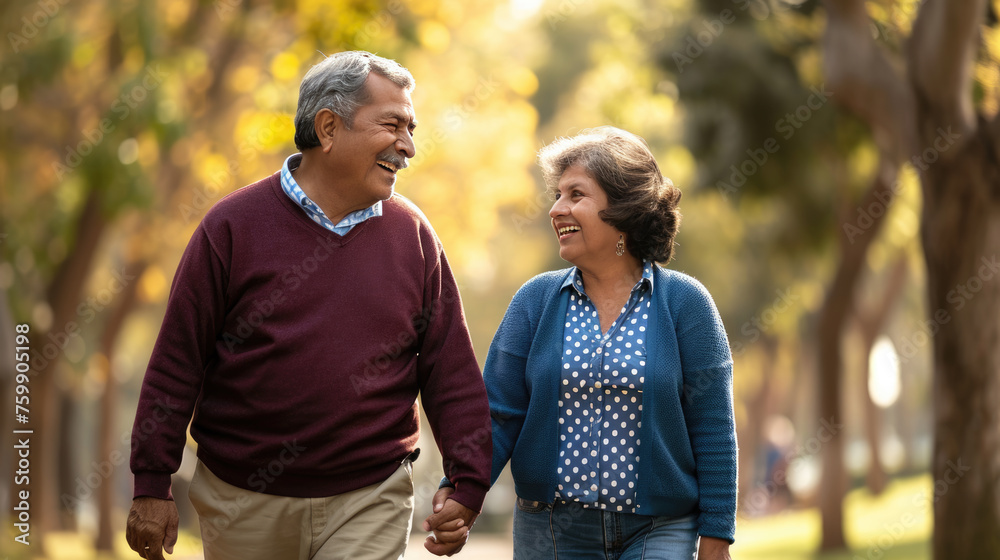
[2, 475, 932, 559]
[732, 475, 931, 560]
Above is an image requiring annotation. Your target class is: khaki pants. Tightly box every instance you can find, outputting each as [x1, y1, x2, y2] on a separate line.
[188, 459, 415, 560]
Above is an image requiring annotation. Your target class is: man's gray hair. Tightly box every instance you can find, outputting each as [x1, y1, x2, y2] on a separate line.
[293, 51, 414, 151]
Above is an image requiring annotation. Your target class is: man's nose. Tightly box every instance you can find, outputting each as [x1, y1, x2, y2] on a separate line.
[397, 132, 415, 159]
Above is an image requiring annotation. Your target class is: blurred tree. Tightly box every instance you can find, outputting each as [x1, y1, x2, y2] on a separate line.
[522, 0, 847, 529]
[657, 0, 875, 547]
[2, 0, 545, 552]
[0, 0, 378, 546]
[852, 253, 908, 497]
[813, 149, 898, 549]
[820, 0, 1000, 557]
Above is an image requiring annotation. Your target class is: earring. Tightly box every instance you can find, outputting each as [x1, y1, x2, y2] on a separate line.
[616, 234, 625, 257]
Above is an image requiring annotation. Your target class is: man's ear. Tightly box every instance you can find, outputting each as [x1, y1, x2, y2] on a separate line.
[314, 108, 345, 154]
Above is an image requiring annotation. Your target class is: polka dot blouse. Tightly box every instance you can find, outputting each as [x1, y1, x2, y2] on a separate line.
[555, 262, 654, 513]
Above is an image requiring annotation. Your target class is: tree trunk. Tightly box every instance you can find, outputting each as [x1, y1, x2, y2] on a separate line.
[860, 355, 887, 495]
[0, 288, 16, 532]
[34, 188, 108, 534]
[820, 0, 1000, 555]
[95, 357, 120, 552]
[736, 407, 757, 511]
[739, 335, 777, 515]
[920, 139, 1000, 558]
[58, 389, 77, 530]
[856, 255, 909, 495]
[817, 160, 898, 550]
[6, 1, 245, 544]
[816, 287, 848, 549]
[95, 260, 147, 551]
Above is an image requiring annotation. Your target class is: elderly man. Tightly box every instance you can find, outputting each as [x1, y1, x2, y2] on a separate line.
[126, 51, 490, 560]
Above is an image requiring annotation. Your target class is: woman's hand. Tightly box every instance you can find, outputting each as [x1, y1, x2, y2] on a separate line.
[422, 487, 478, 556]
[698, 536, 732, 560]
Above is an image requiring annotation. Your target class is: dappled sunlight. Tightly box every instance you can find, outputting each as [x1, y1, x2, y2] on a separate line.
[2, 0, 997, 557]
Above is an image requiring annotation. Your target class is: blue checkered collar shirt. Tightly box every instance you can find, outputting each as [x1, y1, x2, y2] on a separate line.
[279, 153, 382, 235]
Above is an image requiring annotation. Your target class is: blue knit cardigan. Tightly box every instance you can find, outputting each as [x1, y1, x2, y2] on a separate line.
[486, 266, 738, 542]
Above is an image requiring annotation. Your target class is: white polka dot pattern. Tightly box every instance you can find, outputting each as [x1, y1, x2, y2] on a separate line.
[554, 262, 653, 513]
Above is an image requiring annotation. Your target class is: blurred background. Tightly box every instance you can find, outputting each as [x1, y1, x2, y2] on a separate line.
[2, 0, 999, 558]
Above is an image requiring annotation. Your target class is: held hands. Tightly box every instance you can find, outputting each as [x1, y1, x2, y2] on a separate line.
[126, 497, 179, 560]
[698, 536, 732, 560]
[422, 487, 479, 556]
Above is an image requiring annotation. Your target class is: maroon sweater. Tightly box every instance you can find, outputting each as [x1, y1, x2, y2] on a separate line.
[130, 172, 492, 511]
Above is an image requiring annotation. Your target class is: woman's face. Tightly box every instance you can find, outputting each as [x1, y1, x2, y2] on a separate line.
[548, 164, 621, 268]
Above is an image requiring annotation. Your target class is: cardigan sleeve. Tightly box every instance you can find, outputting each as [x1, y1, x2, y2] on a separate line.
[483, 284, 535, 487]
[672, 277, 738, 543]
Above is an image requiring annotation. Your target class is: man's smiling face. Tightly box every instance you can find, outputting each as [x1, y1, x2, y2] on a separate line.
[330, 72, 417, 204]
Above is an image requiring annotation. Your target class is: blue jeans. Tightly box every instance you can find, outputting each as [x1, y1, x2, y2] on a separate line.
[512, 498, 699, 560]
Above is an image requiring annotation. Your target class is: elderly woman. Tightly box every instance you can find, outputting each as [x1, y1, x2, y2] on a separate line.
[426, 127, 737, 559]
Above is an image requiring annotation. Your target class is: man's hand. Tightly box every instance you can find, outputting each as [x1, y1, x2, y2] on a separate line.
[698, 536, 732, 560]
[126, 497, 179, 560]
[422, 487, 478, 556]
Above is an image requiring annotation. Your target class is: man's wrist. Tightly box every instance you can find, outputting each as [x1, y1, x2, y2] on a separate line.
[132, 472, 174, 501]
[447, 481, 488, 514]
